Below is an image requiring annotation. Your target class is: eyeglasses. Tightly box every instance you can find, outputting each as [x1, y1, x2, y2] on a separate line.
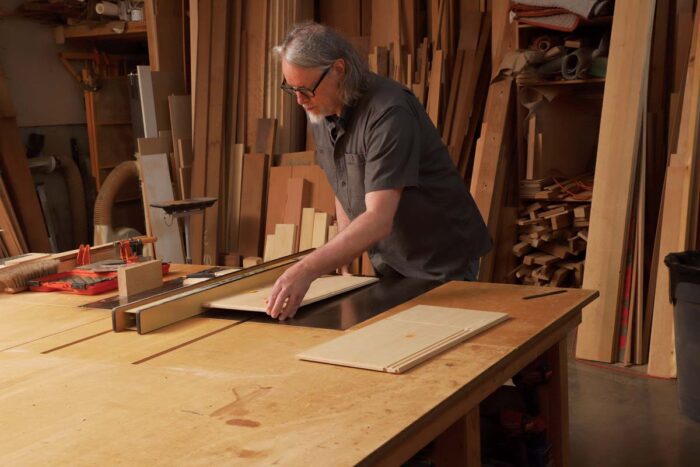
[281, 66, 331, 99]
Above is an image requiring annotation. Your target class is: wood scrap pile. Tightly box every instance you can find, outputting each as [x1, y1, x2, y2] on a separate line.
[511, 187, 590, 287]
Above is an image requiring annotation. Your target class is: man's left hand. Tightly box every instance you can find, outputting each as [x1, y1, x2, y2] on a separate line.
[266, 264, 315, 321]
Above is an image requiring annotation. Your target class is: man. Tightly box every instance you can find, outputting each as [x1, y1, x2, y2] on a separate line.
[266, 22, 491, 321]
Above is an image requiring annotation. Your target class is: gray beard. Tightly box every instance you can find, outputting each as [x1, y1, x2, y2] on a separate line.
[306, 111, 324, 124]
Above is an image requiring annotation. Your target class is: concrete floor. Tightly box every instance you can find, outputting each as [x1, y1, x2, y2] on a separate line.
[569, 359, 700, 466]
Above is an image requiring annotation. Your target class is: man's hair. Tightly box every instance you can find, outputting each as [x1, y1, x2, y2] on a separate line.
[274, 21, 369, 105]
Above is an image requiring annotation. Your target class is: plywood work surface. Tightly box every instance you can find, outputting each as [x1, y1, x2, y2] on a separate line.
[204, 275, 378, 312]
[0, 277, 597, 466]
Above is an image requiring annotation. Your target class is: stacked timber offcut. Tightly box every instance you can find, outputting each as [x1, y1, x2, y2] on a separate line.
[511, 176, 591, 287]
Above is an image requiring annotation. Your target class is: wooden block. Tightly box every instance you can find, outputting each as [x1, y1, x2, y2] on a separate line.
[538, 241, 571, 260]
[274, 150, 316, 166]
[283, 178, 310, 250]
[299, 207, 315, 251]
[328, 222, 339, 242]
[238, 153, 269, 258]
[549, 212, 572, 230]
[311, 212, 330, 248]
[361, 250, 375, 276]
[242, 256, 263, 268]
[513, 241, 533, 257]
[218, 253, 241, 267]
[273, 224, 297, 257]
[263, 234, 275, 262]
[573, 205, 591, 219]
[118, 259, 163, 298]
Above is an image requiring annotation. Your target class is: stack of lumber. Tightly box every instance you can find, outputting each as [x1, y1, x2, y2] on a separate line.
[263, 208, 337, 262]
[320, 1, 491, 177]
[574, 0, 700, 373]
[511, 197, 589, 288]
[189, 0, 313, 265]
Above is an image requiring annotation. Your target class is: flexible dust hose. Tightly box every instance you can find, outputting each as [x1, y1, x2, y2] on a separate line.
[55, 154, 87, 246]
[94, 160, 140, 244]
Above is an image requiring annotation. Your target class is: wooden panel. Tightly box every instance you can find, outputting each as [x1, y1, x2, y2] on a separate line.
[137, 136, 171, 156]
[254, 117, 278, 156]
[426, 49, 444, 129]
[168, 95, 192, 165]
[275, 150, 316, 166]
[319, 0, 361, 37]
[0, 176, 26, 255]
[312, 212, 330, 248]
[0, 119, 50, 252]
[469, 78, 514, 281]
[273, 223, 297, 258]
[238, 153, 268, 258]
[190, 0, 213, 264]
[266, 166, 294, 236]
[244, 0, 268, 149]
[118, 259, 163, 298]
[291, 165, 336, 217]
[298, 305, 509, 373]
[283, 178, 310, 249]
[145, 0, 185, 76]
[576, 2, 656, 363]
[299, 207, 315, 251]
[205, 275, 378, 311]
[138, 154, 185, 263]
[226, 144, 245, 253]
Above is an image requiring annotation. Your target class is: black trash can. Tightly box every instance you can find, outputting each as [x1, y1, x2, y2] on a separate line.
[665, 251, 700, 422]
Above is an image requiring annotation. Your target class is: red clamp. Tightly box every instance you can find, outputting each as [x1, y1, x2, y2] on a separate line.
[76, 244, 91, 266]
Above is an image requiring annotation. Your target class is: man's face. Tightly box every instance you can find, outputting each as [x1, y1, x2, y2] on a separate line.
[281, 59, 343, 123]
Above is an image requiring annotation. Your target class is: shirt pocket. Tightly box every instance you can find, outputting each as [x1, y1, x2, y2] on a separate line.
[345, 152, 367, 213]
[315, 146, 336, 190]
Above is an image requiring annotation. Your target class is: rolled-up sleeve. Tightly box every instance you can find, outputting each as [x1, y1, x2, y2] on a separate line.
[364, 106, 420, 193]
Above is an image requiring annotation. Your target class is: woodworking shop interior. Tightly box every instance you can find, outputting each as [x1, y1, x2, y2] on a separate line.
[2, 0, 700, 466]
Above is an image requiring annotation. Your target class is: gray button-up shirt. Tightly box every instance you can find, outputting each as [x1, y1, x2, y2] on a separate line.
[310, 73, 491, 281]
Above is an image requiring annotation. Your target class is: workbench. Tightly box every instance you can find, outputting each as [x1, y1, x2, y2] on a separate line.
[0, 264, 597, 466]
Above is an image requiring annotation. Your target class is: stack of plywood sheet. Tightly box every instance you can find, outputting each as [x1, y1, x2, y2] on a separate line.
[298, 305, 508, 373]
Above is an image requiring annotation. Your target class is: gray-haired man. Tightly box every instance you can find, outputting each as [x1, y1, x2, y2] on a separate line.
[266, 22, 491, 321]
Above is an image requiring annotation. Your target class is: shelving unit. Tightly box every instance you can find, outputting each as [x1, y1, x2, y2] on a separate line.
[55, 20, 147, 43]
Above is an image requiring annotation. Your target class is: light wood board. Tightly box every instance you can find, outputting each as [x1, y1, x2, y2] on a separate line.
[204, 275, 378, 312]
[298, 305, 508, 373]
[576, 2, 657, 363]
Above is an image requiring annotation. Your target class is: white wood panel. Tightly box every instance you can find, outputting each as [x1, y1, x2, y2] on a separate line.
[204, 275, 378, 312]
[298, 305, 508, 373]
